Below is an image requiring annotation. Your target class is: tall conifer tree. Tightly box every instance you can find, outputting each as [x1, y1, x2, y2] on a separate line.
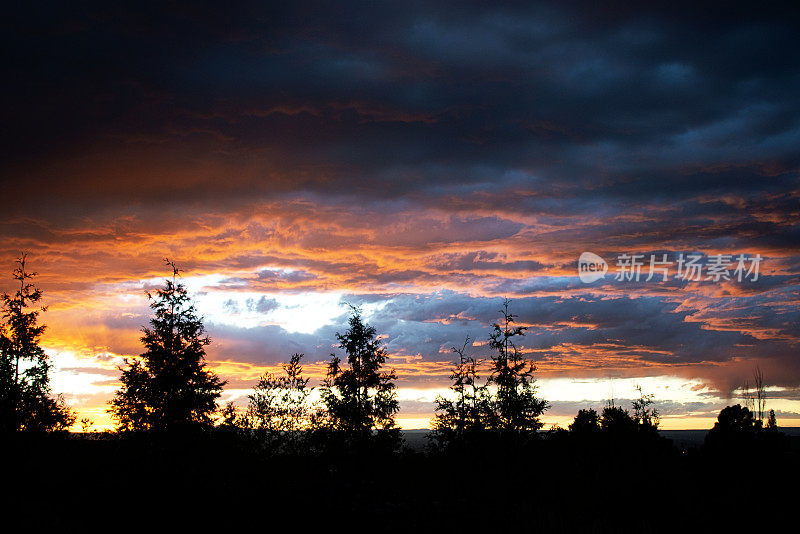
[110, 260, 224, 431]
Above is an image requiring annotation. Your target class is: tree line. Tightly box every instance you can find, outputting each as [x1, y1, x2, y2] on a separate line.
[103, 260, 554, 452]
[0, 257, 786, 454]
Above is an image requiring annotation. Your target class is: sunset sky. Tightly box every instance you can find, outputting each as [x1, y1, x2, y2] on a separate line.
[2, 1, 798, 430]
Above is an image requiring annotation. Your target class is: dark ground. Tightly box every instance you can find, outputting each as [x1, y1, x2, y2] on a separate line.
[2, 429, 797, 532]
[402, 427, 800, 450]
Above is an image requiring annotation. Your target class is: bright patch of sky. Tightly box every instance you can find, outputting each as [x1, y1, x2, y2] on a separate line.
[537, 376, 712, 404]
[166, 272, 348, 334]
[47, 349, 118, 397]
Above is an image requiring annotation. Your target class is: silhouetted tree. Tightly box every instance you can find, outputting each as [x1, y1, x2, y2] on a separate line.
[215, 401, 253, 442]
[600, 402, 636, 434]
[80, 417, 94, 433]
[569, 408, 600, 433]
[109, 260, 225, 432]
[0, 254, 74, 432]
[740, 380, 755, 414]
[430, 336, 490, 448]
[247, 353, 312, 451]
[704, 404, 762, 452]
[765, 409, 777, 431]
[219, 401, 243, 427]
[632, 384, 660, 431]
[753, 366, 766, 422]
[486, 299, 548, 435]
[318, 307, 399, 446]
[713, 404, 756, 433]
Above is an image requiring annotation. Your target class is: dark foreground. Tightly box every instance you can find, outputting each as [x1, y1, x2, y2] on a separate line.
[3, 429, 798, 533]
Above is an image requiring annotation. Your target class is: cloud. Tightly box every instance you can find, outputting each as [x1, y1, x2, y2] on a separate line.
[2, 1, 799, 427]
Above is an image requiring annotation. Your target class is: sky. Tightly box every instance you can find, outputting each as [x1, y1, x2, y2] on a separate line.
[1, 1, 799, 430]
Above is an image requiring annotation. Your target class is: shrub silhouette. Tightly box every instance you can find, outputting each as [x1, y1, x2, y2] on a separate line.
[600, 404, 637, 434]
[704, 404, 760, 452]
[430, 336, 490, 450]
[246, 352, 312, 452]
[569, 408, 600, 433]
[632, 384, 660, 432]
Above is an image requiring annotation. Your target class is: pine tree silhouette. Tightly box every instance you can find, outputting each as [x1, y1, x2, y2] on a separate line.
[430, 336, 490, 448]
[319, 306, 399, 447]
[0, 254, 74, 431]
[486, 299, 548, 436]
[109, 260, 225, 431]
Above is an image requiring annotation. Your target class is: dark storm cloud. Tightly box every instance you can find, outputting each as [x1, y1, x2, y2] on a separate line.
[3, 1, 800, 413]
[2, 1, 799, 221]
